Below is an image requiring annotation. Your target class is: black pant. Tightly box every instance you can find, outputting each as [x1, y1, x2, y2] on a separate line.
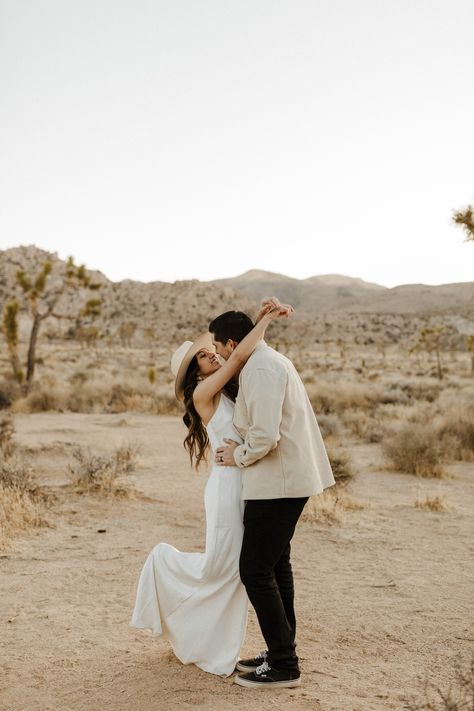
[239, 497, 309, 671]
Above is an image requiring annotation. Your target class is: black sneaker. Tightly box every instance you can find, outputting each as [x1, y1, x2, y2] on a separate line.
[234, 660, 301, 688]
[235, 649, 268, 673]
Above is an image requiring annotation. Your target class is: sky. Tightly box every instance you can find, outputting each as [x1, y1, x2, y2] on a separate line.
[1, 0, 473, 288]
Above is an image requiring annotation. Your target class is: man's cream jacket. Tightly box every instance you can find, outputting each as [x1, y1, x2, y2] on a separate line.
[232, 341, 335, 500]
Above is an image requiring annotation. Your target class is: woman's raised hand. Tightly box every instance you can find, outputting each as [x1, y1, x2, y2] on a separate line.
[264, 301, 294, 321]
[256, 296, 294, 323]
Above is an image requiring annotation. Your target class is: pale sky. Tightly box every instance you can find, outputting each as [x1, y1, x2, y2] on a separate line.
[1, 0, 473, 287]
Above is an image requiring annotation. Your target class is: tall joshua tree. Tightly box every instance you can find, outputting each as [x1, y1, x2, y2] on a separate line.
[2, 299, 22, 383]
[453, 204, 474, 242]
[410, 326, 445, 380]
[453, 201, 474, 373]
[2, 256, 102, 393]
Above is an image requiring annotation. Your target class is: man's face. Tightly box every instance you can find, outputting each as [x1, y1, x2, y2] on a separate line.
[212, 336, 236, 362]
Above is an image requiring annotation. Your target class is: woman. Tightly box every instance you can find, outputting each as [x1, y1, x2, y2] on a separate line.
[129, 300, 291, 677]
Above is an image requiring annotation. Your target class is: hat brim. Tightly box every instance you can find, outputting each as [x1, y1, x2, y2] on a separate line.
[174, 332, 215, 401]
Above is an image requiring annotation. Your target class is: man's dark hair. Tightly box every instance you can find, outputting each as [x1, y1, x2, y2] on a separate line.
[209, 310, 254, 344]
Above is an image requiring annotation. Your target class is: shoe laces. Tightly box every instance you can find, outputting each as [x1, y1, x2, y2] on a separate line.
[256, 650, 268, 661]
[256, 660, 270, 676]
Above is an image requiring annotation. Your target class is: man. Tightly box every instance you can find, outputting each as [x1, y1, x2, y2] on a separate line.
[209, 302, 335, 689]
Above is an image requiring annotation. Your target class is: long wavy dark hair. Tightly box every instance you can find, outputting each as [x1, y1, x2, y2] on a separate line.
[182, 356, 238, 470]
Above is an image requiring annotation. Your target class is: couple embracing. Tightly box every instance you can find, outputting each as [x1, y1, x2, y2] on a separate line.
[130, 298, 335, 688]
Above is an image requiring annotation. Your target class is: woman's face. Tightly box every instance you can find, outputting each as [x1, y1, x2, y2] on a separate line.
[196, 348, 221, 377]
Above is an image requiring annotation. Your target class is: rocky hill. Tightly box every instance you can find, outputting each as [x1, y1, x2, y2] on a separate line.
[1, 245, 473, 349]
[0, 246, 255, 344]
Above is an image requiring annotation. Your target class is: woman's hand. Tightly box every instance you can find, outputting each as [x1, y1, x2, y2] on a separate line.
[263, 303, 294, 321]
[255, 297, 294, 323]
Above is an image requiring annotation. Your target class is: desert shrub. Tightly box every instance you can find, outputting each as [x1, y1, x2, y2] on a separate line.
[114, 441, 142, 472]
[0, 390, 12, 410]
[12, 377, 65, 413]
[403, 655, 474, 710]
[0, 452, 50, 548]
[436, 405, 474, 461]
[0, 414, 15, 457]
[316, 413, 341, 439]
[382, 423, 445, 478]
[326, 448, 354, 484]
[0, 453, 37, 492]
[300, 444, 363, 525]
[67, 444, 139, 497]
[342, 410, 383, 442]
[67, 378, 180, 415]
[0, 484, 49, 548]
[395, 378, 443, 403]
[376, 402, 430, 423]
[308, 380, 403, 416]
[0, 377, 21, 409]
[106, 383, 140, 412]
[69, 369, 88, 385]
[302, 488, 367, 525]
[414, 495, 452, 512]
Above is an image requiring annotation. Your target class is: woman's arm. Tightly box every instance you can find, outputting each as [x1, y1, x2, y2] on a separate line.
[193, 306, 291, 408]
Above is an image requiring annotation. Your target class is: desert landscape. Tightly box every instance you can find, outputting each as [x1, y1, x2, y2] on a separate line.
[1, 246, 474, 710]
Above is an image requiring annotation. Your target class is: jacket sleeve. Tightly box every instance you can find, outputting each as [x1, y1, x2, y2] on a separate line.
[233, 366, 287, 468]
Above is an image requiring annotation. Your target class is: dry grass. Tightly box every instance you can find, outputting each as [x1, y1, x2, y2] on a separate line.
[11, 375, 181, 415]
[67, 443, 141, 497]
[414, 495, 453, 512]
[436, 405, 474, 462]
[394, 377, 443, 403]
[0, 413, 15, 457]
[302, 445, 366, 524]
[315, 413, 341, 439]
[0, 453, 37, 492]
[403, 656, 474, 710]
[302, 487, 368, 525]
[341, 409, 383, 442]
[308, 380, 401, 416]
[0, 418, 51, 549]
[327, 447, 354, 484]
[0, 483, 50, 549]
[382, 423, 446, 478]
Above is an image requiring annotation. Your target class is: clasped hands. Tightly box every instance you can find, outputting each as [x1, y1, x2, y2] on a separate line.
[256, 295, 294, 322]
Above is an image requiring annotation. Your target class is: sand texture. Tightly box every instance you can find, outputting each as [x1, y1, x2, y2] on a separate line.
[1, 412, 473, 711]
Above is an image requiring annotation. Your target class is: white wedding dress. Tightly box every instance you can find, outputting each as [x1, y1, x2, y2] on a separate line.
[130, 393, 249, 676]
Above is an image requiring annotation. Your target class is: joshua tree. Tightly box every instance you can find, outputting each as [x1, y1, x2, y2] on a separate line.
[2, 299, 22, 383]
[2, 257, 102, 393]
[453, 204, 474, 242]
[118, 321, 137, 347]
[410, 326, 445, 380]
[453, 202, 474, 371]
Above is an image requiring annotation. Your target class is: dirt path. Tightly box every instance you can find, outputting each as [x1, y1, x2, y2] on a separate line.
[1, 413, 473, 711]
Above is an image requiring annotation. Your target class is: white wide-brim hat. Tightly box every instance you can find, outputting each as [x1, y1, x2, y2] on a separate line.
[170, 332, 215, 401]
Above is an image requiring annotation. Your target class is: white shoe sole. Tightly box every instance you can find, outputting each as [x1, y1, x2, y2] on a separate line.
[235, 662, 259, 673]
[234, 675, 301, 689]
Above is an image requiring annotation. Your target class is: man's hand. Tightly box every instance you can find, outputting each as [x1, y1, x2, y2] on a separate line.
[215, 438, 240, 466]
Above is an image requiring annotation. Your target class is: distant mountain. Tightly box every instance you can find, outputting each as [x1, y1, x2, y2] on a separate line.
[208, 270, 474, 315]
[1, 247, 473, 349]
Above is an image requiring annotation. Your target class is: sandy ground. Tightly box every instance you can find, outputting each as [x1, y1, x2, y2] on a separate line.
[1, 412, 473, 711]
